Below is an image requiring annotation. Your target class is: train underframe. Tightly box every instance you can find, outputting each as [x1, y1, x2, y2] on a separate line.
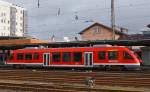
[5, 63, 140, 71]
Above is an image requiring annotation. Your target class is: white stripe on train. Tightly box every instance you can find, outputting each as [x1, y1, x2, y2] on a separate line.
[6, 63, 140, 66]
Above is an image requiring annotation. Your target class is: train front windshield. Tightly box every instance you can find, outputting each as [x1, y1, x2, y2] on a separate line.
[134, 52, 142, 63]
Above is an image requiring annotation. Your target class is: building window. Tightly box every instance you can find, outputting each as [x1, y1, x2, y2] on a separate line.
[62, 52, 71, 62]
[1, 13, 3, 16]
[123, 51, 133, 59]
[93, 26, 101, 35]
[8, 20, 10, 24]
[73, 52, 82, 62]
[9, 53, 14, 60]
[98, 51, 106, 60]
[1, 19, 3, 23]
[20, 23, 23, 26]
[25, 53, 32, 60]
[34, 53, 39, 60]
[20, 17, 23, 20]
[1, 13, 4, 17]
[3, 19, 5, 23]
[17, 53, 23, 60]
[52, 52, 60, 62]
[20, 10, 23, 14]
[108, 51, 118, 60]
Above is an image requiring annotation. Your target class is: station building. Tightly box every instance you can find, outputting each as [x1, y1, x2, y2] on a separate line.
[79, 22, 127, 41]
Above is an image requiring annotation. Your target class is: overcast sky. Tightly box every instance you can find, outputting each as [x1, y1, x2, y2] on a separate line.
[3, 0, 150, 40]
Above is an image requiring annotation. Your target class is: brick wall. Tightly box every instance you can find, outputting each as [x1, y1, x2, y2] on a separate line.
[81, 25, 120, 41]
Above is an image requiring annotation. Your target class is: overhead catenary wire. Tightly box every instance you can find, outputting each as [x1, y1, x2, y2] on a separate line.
[34, 1, 150, 10]
[26, 1, 150, 20]
[9, 1, 150, 28]
[2, 0, 150, 15]
[1, 0, 150, 40]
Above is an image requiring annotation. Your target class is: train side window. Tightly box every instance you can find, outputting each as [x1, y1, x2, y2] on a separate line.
[108, 51, 118, 60]
[98, 51, 106, 60]
[52, 52, 60, 62]
[73, 52, 82, 62]
[17, 53, 23, 60]
[34, 53, 39, 60]
[25, 53, 32, 60]
[9, 53, 13, 60]
[62, 52, 71, 62]
[123, 51, 133, 59]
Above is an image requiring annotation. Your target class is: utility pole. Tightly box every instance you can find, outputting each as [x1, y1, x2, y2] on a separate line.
[111, 0, 115, 40]
[38, 0, 40, 8]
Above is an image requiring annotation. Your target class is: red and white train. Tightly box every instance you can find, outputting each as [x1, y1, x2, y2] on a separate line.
[6, 46, 141, 70]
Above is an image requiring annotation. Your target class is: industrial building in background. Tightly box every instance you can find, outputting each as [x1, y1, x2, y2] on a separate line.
[0, 0, 27, 37]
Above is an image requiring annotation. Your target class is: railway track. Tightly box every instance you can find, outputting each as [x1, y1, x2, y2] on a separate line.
[0, 69, 149, 92]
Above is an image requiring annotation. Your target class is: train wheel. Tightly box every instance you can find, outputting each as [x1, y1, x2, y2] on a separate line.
[12, 64, 23, 69]
[104, 65, 127, 71]
[118, 65, 126, 71]
[12, 64, 19, 69]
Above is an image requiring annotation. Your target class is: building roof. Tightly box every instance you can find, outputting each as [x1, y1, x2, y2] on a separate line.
[1, 39, 150, 50]
[0, 39, 48, 46]
[124, 34, 150, 40]
[79, 22, 126, 35]
[0, 36, 26, 40]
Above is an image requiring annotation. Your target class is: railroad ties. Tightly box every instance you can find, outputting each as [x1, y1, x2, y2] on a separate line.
[0, 69, 149, 92]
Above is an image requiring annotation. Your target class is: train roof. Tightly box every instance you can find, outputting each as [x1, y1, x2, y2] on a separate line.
[13, 46, 128, 52]
[1, 39, 150, 50]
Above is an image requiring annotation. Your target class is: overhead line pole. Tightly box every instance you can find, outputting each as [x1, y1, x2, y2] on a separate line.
[111, 0, 115, 40]
[38, 0, 40, 8]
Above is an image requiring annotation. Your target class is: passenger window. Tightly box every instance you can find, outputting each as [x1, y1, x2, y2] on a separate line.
[9, 53, 13, 60]
[108, 51, 118, 60]
[123, 51, 133, 59]
[25, 53, 32, 60]
[34, 53, 39, 60]
[52, 52, 60, 62]
[0, 55, 3, 61]
[62, 52, 71, 62]
[73, 52, 82, 62]
[17, 53, 23, 60]
[98, 51, 106, 60]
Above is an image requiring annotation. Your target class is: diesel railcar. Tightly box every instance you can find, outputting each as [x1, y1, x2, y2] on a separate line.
[6, 46, 141, 70]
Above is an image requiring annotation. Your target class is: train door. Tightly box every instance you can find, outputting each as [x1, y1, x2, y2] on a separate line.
[43, 53, 50, 66]
[84, 52, 93, 67]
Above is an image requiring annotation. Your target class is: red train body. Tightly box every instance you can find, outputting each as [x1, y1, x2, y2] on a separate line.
[6, 46, 141, 70]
